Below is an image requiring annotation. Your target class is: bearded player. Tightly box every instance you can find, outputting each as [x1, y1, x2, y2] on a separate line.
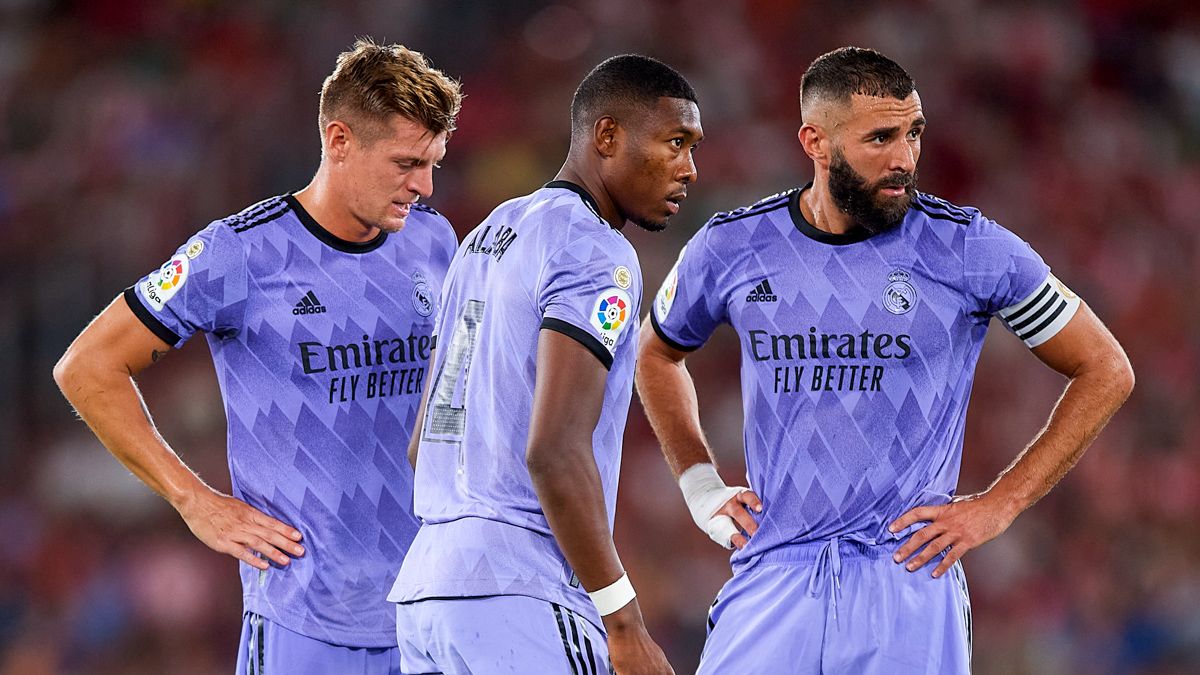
[638, 46, 1133, 673]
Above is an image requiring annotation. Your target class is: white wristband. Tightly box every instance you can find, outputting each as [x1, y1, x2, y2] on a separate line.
[588, 572, 636, 616]
[679, 462, 748, 549]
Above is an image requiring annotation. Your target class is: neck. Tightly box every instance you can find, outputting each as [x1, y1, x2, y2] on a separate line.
[293, 170, 380, 243]
[800, 171, 856, 235]
[554, 158, 624, 230]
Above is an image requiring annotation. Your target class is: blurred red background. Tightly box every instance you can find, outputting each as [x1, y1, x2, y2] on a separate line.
[2, 1, 1197, 673]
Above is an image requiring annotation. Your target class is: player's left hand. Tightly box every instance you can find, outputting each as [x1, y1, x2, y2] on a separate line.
[887, 492, 1017, 578]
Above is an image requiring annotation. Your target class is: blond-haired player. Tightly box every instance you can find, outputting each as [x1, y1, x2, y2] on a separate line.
[54, 39, 462, 673]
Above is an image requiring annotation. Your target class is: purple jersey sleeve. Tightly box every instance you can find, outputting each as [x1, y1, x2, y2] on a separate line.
[963, 214, 1049, 318]
[125, 221, 248, 347]
[651, 223, 729, 351]
[962, 213, 1081, 347]
[538, 238, 641, 370]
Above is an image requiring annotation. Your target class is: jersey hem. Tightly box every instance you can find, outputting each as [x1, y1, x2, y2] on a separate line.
[388, 583, 603, 635]
[241, 597, 397, 649]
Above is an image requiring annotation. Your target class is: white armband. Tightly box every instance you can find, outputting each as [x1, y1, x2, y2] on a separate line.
[588, 572, 636, 616]
[679, 463, 748, 549]
[997, 274, 1081, 348]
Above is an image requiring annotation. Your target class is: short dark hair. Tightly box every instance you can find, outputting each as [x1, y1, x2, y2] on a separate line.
[799, 47, 915, 121]
[570, 55, 697, 134]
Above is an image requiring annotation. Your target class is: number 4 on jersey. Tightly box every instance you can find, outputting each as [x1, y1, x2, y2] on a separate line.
[424, 300, 484, 443]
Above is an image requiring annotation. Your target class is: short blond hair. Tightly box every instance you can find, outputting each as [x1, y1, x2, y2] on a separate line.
[319, 38, 462, 142]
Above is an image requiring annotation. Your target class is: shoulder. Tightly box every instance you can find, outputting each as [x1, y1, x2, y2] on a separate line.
[684, 188, 798, 258]
[407, 202, 458, 251]
[215, 195, 293, 236]
[700, 189, 798, 245]
[528, 188, 634, 262]
[706, 189, 797, 229]
[410, 202, 454, 234]
[910, 192, 985, 229]
[181, 196, 291, 262]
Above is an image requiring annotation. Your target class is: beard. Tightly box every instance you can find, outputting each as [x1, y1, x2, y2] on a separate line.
[828, 149, 917, 235]
[630, 214, 669, 233]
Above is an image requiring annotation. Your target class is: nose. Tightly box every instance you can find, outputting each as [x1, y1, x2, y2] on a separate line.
[410, 165, 435, 199]
[890, 140, 917, 175]
[678, 149, 698, 185]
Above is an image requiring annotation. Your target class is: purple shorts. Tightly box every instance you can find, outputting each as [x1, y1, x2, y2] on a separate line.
[235, 612, 401, 674]
[395, 595, 609, 674]
[700, 538, 971, 674]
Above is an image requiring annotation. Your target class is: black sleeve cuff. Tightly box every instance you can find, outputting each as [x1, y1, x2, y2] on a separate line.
[123, 287, 182, 346]
[649, 307, 700, 353]
[540, 317, 613, 370]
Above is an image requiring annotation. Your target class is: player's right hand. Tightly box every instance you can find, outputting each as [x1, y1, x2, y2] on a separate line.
[604, 603, 675, 675]
[678, 463, 763, 549]
[710, 489, 763, 550]
[177, 489, 304, 570]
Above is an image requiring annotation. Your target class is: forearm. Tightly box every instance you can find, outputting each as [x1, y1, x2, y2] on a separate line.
[985, 359, 1133, 516]
[407, 354, 434, 470]
[635, 347, 713, 477]
[528, 447, 624, 590]
[55, 356, 209, 510]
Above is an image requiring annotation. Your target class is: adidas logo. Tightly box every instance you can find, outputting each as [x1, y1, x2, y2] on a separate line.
[292, 290, 327, 315]
[746, 279, 777, 303]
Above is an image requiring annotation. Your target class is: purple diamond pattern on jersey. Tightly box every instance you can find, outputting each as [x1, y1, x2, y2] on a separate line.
[652, 189, 1050, 569]
[389, 184, 643, 630]
[128, 196, 457, 647]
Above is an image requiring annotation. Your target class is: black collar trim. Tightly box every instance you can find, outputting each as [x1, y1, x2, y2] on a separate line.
[543, 180, 603, 221]
[789, 184, 876, 246]
[285, 194, 388, 254]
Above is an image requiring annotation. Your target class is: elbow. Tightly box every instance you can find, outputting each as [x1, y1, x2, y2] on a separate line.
[52, 349, 79, 397]
[1087, 344, 1135, 407]
[526, 440, 580, 486]
[525, 444, 556, 484]
[1111, 352, 1135, 404]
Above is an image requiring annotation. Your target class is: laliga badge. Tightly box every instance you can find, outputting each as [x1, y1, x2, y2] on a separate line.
[140, 254, 190, 311]
[591, 287, 632, 353]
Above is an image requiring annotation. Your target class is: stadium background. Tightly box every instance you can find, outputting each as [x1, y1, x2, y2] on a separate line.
[2, 0, 1197, 673]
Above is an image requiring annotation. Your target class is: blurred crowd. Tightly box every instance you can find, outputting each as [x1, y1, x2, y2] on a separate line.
[1, 0, 1198, 673]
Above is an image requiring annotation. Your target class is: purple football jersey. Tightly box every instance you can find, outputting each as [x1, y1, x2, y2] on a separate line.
[388, 181, 642, 629]
[126, 195, 456, 647]
[651, 187, 1079, 569]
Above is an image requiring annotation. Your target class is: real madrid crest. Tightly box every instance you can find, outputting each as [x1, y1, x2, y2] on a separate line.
[411, 271, 435, 317]
[883, 269, 917, 315]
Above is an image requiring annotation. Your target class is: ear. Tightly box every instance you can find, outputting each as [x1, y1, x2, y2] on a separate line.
[798, 123, 829, 168]
[324, 120, 353, 162]
[593, 116, 619, 159]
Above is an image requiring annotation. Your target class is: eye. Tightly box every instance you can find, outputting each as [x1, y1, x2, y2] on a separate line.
[907, 128, 922, 140]
[670, 138, 684, 149]
[872, 134, 889, 144]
